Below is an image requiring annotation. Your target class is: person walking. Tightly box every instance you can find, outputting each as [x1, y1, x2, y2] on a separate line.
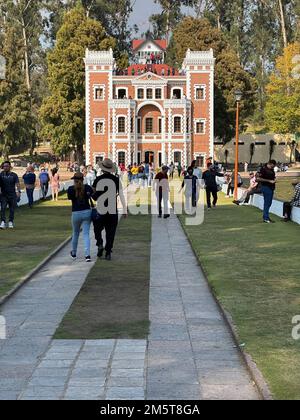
[256, 160, 277, 223]
[191, 160, 202, 179]
[92, 159, 127, 261]
[153, 166, 170, 219]
[177, 162, 182, 178]
[283, 182, 300, 222]
[23, 166, 36, 208]
[50, 168, 60, 201]
[169, 162, 175, 180]
[39, 168, 50, 199]
[0, 161, 21, 229]
[180, 166, 201, 213]
[68, 172, 93, 262]
[202, 163, 224, 210]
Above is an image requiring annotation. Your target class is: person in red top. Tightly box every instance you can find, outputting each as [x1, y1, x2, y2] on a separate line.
[153, 166, 170, 219]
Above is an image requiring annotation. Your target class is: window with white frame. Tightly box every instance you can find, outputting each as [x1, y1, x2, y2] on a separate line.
[171, 88, 182, 99]
[174, 116, 182, 133]
[158, 117, 162, 134]
[118, 116, 126, 133]
[94, 86, 105, 101]
[145, 117, 153, 133]
[117, 88, 128, 99]
[195, 85, 206, 100]
[137, 117, 142, 134]
[146, 88, 153, 99]
[94, 119, 105, 135]
[137, 88, 144, 99]
[155, 88, 162, 99]
[195, 119, 206, 134]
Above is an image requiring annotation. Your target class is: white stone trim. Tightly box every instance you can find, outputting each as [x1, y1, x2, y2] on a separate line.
[171, 86, 183, 99]
[85, 49, 115, 66]
[137, 100, 164, 115]
[93, 84, 106, 101]
[93, 118, 106, 135]
[194, 118, 207, 135]
[85, 68, 91, 165]
[93, 153, 106, 165]
[172, 114, 183, 134]
[116, 86, 129, 99]
[194, 84, 206, 101]
[117, 114, 128, 135]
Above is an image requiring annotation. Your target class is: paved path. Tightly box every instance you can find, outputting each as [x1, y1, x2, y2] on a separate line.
[147, 214, 259, 400]
[0, 203, 260, 400]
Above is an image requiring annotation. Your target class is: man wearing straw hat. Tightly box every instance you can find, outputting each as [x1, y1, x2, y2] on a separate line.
[92, 159, 127, 261]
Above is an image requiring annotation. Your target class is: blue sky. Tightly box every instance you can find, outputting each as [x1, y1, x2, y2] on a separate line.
[129, 0, 195, 36]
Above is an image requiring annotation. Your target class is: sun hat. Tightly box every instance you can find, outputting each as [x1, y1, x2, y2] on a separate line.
[99, 159, 117, 173]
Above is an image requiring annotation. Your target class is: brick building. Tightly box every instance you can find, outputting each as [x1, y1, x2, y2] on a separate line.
[85, 41, 215, 169]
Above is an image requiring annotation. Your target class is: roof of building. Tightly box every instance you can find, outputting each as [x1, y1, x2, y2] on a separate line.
[125, 64, 180, 77]
[132, 39, 168, 52]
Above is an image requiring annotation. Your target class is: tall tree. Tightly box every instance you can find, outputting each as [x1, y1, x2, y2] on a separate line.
[39, 5, 116, 160]
[265, 42, 300, 135]
[171, 17, 257, 142]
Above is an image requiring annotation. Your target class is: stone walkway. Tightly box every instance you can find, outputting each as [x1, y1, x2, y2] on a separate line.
[147, 214, 259, 400]
[0, 208, 260, 400]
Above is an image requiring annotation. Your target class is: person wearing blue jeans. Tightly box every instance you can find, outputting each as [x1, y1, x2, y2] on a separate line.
[68, 173, 93, 262]
[256, 160, 277, 223]
[23, 166, 36, 208]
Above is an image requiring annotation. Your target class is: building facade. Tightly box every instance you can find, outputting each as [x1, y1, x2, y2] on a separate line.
[85, 46, 215, 169]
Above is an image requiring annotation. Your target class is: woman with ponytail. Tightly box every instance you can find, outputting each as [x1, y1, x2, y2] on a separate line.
[67, 172, 93, 262]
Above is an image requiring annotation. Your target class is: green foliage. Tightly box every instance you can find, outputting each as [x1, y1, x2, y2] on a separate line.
[171, 17, 257, 142]
[265, 42, 300, 135]
[39, 6, 115, 159]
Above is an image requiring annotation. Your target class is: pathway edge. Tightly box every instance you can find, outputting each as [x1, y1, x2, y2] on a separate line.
[178, 215, 273, 401]
[0, 236, 72, 308]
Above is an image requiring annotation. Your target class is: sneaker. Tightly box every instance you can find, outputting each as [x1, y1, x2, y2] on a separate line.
[263, 220, 271, 224]
[105, 253, 112, 261]
[0, 221, 6, 229]
[233, 201, 240, 206]
[70, 251, 77, 260]
[8, 222, 14, 229]
[164, 214, 170, 219]
[86, 256, 91, 263]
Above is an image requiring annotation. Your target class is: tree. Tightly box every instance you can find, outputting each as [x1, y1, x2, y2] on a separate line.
[224, 149, 229, 168]
[249, 142, 256, 165]
[265, 42, 300, 134]
[0, 23, 35, 158]
[171, 17, 257, 142]
[39, 5, 115, 160]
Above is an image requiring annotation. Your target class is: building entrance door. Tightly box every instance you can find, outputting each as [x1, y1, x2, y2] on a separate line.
[145, 151, 154, 165]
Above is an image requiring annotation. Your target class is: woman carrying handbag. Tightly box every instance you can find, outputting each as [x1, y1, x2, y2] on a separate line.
[67, 172, 93, 262]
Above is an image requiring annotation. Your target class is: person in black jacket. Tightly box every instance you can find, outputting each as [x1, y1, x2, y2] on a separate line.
[92, 159, 127, 261]
[202, 163, 224, 210]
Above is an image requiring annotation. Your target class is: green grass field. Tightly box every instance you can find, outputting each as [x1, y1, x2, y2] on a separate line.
[55, 213, 151, 340]
[243, 176, 300, 201]
[0, 196, 71, 298]
[179, 194, 300, 400]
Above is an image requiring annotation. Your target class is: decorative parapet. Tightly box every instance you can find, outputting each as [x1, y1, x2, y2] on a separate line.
[183, 48, 215, 68]
[164, 98, 192, 108]
[85, 48, 115, 66]
[109, 99, 136, 109]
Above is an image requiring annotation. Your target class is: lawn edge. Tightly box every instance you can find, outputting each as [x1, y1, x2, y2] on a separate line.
[0, 236, 72, 307]
[178, 214, 273, 401]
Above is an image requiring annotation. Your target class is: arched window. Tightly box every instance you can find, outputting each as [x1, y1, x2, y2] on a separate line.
[118, 117, 126, 133]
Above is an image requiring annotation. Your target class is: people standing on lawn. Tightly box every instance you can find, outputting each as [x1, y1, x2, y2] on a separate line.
[202, 163, 224, 210]
[191, 160, 202, 180]
[131, 163, 139, 184]
[180, 166, 201, 213]
[85, 165, 96, 187]
[39, 168, 50, 199]
[153, 166, 170, 219]
[256, 160, 277, 223]
[92, 159, 127, 261]
[23, 166, 36, 209]
[169, 162, 175, 180]
[68, 172, 93, 263]
[177, 161, 182, 178]
[0, 161, 21, 229]
[283, 182, 300, 222]
[50, 168, 60, 201]
[233, 172, 261, 206]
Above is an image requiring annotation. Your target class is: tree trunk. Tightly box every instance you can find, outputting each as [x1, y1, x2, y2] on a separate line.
[278, 0, 288, 48]
[21, 16, 31, 93]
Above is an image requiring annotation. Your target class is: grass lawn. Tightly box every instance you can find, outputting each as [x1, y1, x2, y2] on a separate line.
[55, 212, 151, 340]
[243, 176, 300, 201]
[0, 196, 71, 299]
[179, 194, 300, 400]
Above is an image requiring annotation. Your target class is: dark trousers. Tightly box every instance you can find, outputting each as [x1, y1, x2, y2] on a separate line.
[1, 195, 17, 222]
[206, 188, 218, 208]
[261, 186, 274, 221]
[283, 202, 292, 220]
[93, 214, 119, 254]
[41, 183, 49, 199]
[26, 188, 35, 206]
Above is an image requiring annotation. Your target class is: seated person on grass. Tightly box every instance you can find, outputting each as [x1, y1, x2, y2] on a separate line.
[283, 182, 300, 222]
[233, 172, 261, 206]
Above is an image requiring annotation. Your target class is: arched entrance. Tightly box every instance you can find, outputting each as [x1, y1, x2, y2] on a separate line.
[137, 102, 164, 136]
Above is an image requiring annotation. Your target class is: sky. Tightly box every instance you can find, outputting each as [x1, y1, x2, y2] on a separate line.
[129, 0, 196, 36]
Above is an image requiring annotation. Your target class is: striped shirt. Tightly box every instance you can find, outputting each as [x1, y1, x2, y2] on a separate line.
[291, 183, 300, 207]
